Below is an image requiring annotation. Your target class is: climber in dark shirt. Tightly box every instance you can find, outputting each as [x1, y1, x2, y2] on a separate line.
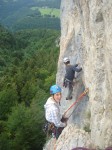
[63, 57, 82, 100]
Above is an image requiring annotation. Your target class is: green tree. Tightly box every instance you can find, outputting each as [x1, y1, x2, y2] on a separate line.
[0, 27, 60, 149]
[6, 103, 46, 150]
[0, 86, 18, 120]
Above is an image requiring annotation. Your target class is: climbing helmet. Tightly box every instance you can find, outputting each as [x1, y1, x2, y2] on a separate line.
[50, 85, 62, 95]
[63, 57, 70, 63]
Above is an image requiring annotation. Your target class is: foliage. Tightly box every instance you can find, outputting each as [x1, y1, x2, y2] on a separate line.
[0, 24, 16, 49]
[12, 16, 60, 31]
[6, 104, 46, 150]
[0, 26, 60, 149]
[0, 86, 18, 120]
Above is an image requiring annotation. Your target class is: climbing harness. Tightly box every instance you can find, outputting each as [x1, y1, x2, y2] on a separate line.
[63, 78, 73, 88]
[43, 121, 64, 139]
[43, 121, 55, 138]
[63, 88, 89, 118]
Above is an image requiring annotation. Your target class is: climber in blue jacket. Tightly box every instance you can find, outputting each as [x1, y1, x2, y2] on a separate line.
[63, 57, 82, 100]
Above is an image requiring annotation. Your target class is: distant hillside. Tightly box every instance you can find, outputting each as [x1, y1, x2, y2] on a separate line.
[0, 0, 61, 31]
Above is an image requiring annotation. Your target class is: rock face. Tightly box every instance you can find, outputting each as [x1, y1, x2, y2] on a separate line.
[56, 124, 93, 150]
[43, 124, 93, 150]
[44, 0, 112, 149]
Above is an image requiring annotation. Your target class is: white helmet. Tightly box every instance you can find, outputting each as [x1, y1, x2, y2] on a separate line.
[63, 57, 70, 63]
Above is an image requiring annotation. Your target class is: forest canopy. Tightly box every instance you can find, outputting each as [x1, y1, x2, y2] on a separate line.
[0, 25, 60, 149]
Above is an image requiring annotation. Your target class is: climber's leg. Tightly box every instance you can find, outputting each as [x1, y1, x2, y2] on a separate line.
[55, 127, 64, 139]
[66, 82, 73, 100]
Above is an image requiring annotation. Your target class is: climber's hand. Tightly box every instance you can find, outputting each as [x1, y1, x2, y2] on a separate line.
[63, 82, 65, 87]
[63, 81, 67, 88]
[61, 116, 68, 123]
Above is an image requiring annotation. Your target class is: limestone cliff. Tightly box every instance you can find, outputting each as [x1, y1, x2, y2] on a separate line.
[44, 0, 112, 149]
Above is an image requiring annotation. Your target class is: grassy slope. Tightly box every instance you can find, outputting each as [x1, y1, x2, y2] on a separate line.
[31, 7, 60, 18]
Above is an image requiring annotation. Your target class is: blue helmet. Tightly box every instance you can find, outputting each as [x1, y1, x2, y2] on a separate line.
[50, 85, 62, 95]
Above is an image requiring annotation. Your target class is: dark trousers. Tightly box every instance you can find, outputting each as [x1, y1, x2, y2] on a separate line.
[65, 79, 73, 99]
[53, 127, 64, 139]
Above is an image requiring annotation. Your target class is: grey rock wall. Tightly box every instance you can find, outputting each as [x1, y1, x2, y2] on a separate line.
[44, 0, 112, 149]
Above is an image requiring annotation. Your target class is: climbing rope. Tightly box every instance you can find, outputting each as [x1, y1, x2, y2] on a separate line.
[63, 88, 89, 118]
[67, 101, 81, 119]
[52, 89, 89, 150]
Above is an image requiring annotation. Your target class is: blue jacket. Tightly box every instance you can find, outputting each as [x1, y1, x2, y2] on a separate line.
[64, 64, 82, 81]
